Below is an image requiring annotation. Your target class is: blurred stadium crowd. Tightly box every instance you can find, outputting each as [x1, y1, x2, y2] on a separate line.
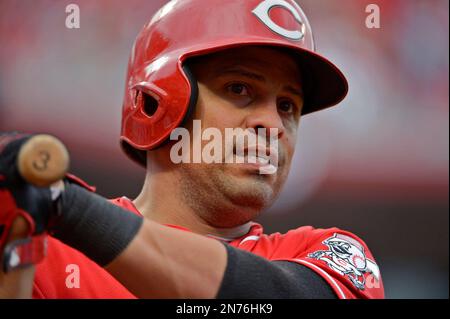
[0, 0, 448, 298]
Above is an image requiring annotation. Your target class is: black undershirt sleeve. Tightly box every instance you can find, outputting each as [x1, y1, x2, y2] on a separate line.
[217, 243, 337, 299]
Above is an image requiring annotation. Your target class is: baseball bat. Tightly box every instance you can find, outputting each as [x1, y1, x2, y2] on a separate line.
[16, 134, 70, 187]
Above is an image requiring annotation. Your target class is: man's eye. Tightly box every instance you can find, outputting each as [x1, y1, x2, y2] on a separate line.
[278, 99, 296, 114]
[227, 83, 249, 96]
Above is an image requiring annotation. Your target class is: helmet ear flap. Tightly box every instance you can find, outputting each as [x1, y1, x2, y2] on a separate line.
[120, 63, 199, 168]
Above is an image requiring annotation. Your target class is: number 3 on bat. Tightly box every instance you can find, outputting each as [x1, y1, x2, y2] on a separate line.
[33, 151, 51, 171]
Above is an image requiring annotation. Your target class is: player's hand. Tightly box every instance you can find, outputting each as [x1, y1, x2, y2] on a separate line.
[0, 133, 56, 259]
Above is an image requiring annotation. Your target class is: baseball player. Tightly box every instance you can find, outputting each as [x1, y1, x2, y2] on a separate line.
[0, 0, 384, 299]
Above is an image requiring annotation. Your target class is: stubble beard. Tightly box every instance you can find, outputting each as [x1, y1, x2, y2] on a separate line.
[179, 163, 279, 228]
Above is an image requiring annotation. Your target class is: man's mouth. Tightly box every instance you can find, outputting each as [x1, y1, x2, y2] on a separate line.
[233, 144, 279, 174]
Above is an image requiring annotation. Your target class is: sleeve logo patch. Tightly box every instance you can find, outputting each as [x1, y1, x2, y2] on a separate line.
[308, 233, 380, 290]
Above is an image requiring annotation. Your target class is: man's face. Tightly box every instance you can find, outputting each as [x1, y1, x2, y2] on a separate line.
[159, 46, 304, 227]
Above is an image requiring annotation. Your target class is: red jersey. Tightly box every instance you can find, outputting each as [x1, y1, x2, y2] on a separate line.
[33, 197, 384, 299]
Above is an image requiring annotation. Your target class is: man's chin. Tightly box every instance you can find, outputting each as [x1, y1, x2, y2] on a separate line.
[222, 173, 276, 208]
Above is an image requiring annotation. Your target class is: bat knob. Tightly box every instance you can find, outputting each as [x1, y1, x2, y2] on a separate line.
[17, 134, 70, 187]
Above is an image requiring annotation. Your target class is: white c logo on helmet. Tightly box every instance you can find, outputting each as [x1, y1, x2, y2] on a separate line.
[252, 0, 306, 41]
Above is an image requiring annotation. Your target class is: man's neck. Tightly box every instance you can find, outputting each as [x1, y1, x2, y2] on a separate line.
[133, 172, 253, 239]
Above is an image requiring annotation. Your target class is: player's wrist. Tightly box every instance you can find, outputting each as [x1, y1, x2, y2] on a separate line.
[51, 182, 143, 266]
[1, 234, 48, 273]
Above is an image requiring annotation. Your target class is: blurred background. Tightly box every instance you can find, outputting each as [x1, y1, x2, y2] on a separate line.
[0, 0, 448, 298]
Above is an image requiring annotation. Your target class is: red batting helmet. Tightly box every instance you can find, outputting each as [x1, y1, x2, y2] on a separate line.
[121, 0, 348, 166]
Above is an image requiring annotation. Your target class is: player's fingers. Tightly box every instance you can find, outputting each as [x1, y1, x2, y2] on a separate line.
[7, 216, 31, 242]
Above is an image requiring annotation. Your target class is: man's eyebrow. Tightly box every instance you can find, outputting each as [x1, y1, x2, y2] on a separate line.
[283, 85, 304, 99]
[218, 67, 266, 83]
[217, 66, 303, 99]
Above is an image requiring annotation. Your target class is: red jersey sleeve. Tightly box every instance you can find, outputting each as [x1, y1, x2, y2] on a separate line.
[270, 227, 384, 299]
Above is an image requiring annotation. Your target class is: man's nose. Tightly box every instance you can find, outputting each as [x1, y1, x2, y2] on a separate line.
[244, 103, 285, 141]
